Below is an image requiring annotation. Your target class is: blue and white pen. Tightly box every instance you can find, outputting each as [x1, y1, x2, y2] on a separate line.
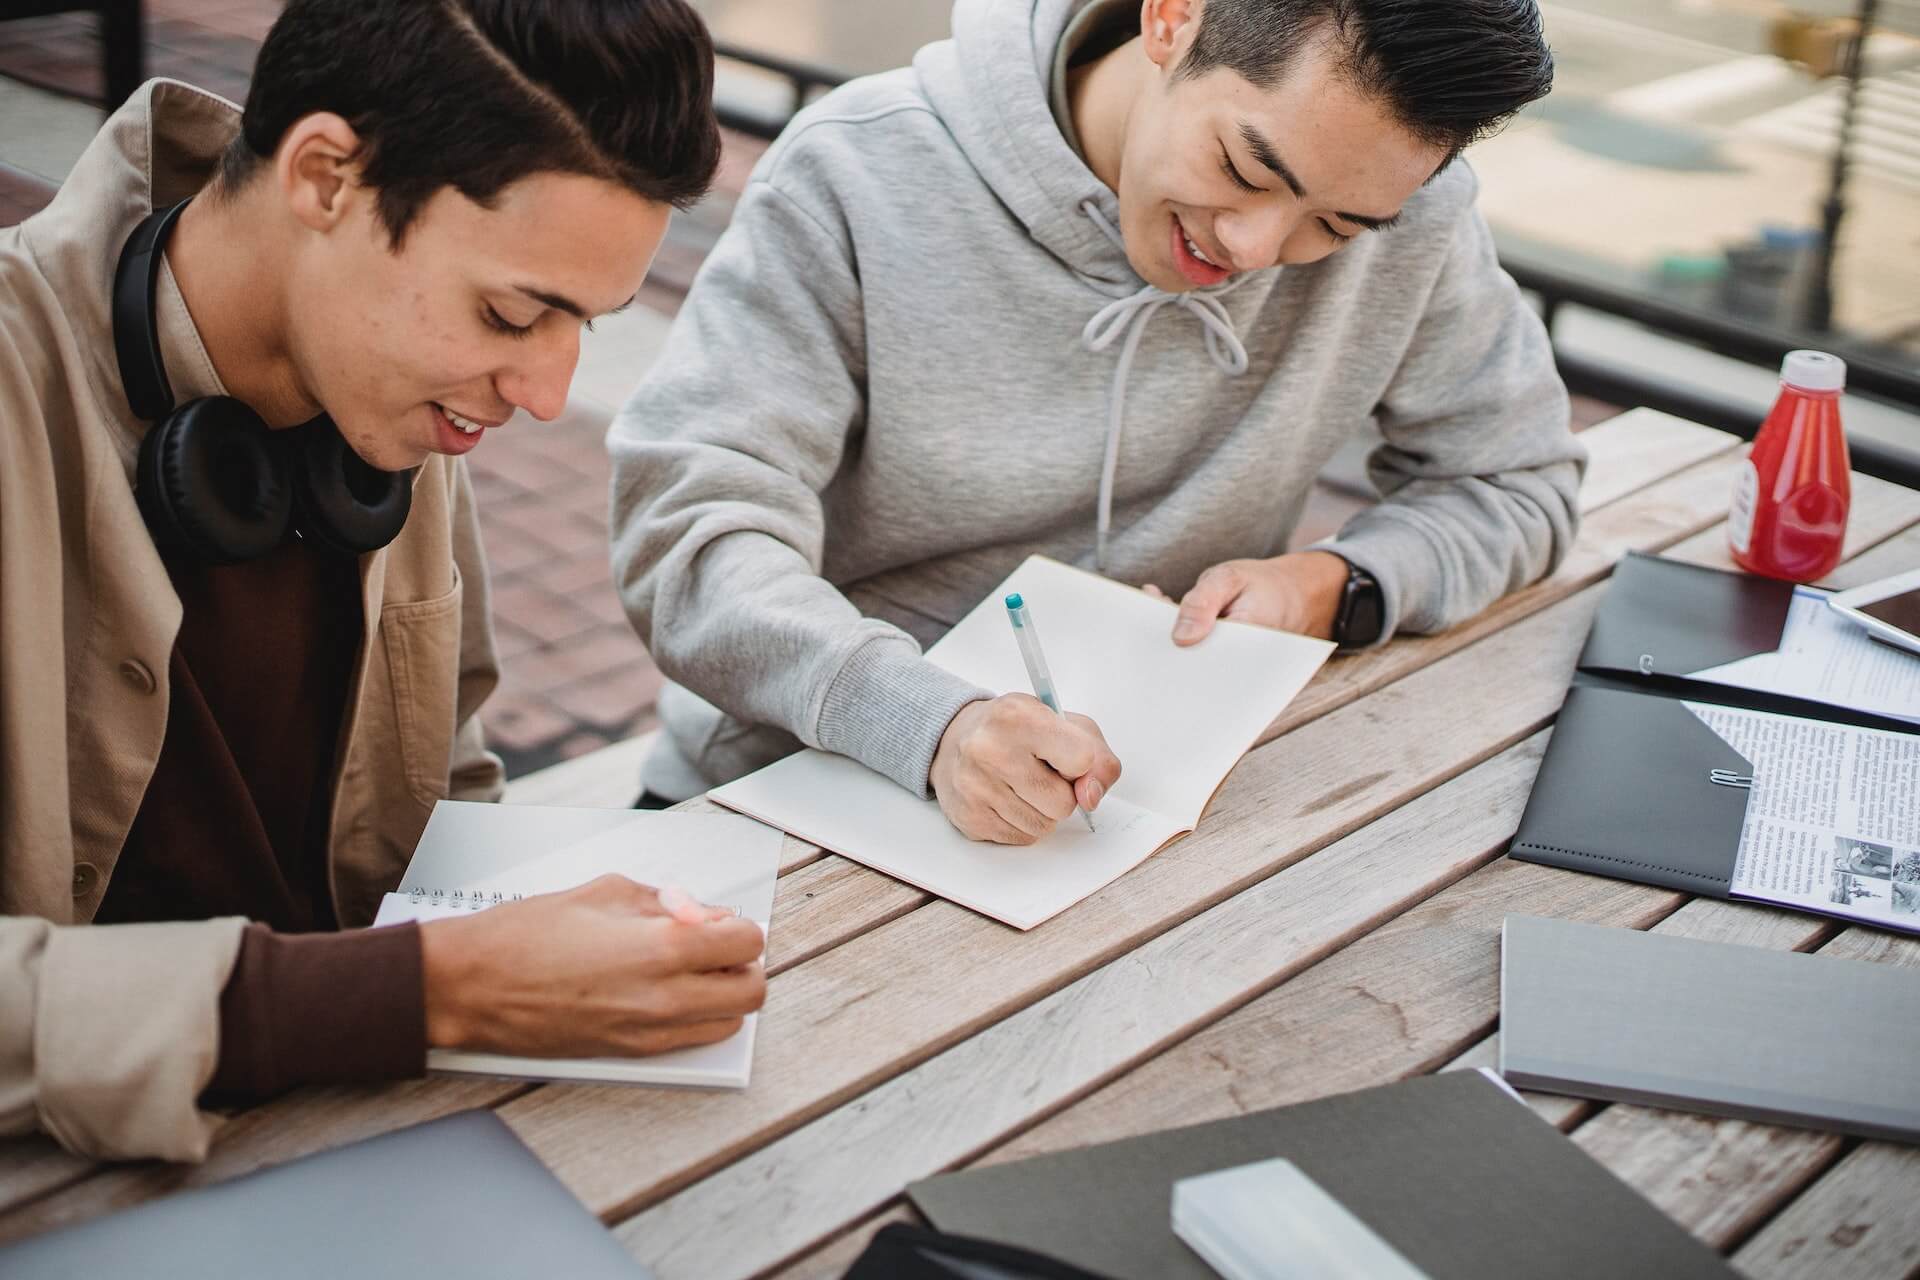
[1004, 592, 1097, 833]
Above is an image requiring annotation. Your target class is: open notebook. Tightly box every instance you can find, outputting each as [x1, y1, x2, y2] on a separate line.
[712, 556, 1333, 929]
[373, 802, 780, 1087]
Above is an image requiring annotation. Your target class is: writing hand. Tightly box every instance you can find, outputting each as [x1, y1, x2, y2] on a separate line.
[929, 694, 1123, 844]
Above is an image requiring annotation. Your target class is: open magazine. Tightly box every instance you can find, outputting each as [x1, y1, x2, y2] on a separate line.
[1687, 702, 1920, 930]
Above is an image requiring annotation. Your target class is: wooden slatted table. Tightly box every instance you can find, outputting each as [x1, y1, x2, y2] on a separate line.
[3, 409, 1917, 1278]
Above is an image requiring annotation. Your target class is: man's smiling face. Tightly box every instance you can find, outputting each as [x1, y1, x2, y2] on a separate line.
[1115, 20, 1448, 292]
[288, 169, 670, 470]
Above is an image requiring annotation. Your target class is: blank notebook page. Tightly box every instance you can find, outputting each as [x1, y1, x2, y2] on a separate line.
[713, 557, 1331, 929]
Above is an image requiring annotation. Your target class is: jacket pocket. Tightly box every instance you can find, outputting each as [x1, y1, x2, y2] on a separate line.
[379, 568, 464, 810]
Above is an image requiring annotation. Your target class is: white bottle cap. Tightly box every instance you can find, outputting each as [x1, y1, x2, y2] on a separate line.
[1780, 349, 1846, 392]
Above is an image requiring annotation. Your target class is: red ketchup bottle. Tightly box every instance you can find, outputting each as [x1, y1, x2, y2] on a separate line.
[1729, 350, 1850, 581]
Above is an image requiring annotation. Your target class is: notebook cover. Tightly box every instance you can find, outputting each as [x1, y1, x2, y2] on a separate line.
[909, 1072, 1733, 1280]
[1501, 915, 1920, 1143]
[0, 1112, 650, 1279]
[1578, 553, 1794, 681]
[1511, 684, 1752, 896]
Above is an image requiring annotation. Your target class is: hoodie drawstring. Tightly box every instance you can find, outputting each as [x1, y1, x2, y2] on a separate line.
[1078, 201, 1249, 574]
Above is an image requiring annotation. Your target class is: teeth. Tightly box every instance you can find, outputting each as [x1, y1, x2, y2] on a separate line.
[441, 404, 484, 434]
[1182, 231, 1217, 268]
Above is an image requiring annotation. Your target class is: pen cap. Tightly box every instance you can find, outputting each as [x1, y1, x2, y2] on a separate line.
[1005, 593, 1024, 613]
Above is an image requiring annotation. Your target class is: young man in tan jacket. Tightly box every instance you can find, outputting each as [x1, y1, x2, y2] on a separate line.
[0, 0, 765, 1163]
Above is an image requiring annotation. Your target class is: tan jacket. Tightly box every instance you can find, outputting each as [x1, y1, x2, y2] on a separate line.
[0, 81, 504, 1162]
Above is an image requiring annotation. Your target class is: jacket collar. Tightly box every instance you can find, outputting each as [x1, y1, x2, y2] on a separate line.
[21, 78, 240, 472]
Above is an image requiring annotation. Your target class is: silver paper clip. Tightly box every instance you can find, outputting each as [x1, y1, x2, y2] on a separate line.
[1709, 769, 1754, 789]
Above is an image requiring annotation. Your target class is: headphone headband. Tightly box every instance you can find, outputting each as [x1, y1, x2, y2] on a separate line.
[111, 199, 192, 422]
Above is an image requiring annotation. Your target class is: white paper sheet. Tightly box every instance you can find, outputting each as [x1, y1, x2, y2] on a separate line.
[1687, 701, 1920, 931]
[375, 810, 782, 1087]
[1695, 587, 1920, 725]
[399, 800, 651, 895]
[713, 556, 1334, 929]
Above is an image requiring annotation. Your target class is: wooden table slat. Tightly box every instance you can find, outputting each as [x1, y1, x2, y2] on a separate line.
[764, 1205, 920, 1280]
[499, 561, 1629, 1222]
[0, 415, 1727, 1222]
[6, 422, 1917, 1280]
[1731, 1140, 1920, 1279]
[1572, 409, 1739, 513]
[754, 510, 1920, 1280]
[620, 734, 1552, 1277]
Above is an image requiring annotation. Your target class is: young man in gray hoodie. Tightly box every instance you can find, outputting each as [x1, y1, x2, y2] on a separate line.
[610, 0, 1584, 845]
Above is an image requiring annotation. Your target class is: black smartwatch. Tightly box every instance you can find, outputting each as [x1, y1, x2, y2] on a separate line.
[1330, 557, 1384, 650]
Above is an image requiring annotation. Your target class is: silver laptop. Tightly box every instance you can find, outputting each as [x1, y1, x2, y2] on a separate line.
[0, 1110, 653, 1278]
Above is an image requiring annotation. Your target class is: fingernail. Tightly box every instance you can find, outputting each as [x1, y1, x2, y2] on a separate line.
[1087, 780, 1104, 808]
[1174, 620, 1198, 640]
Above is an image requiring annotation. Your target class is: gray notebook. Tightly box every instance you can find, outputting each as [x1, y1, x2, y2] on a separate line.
[910, 1071, 1733, 1279]
[0, 1111, 651, 1279]
[1500, 914, 1920, 1143]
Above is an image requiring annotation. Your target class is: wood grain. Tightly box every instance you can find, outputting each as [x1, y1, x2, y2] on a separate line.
[8, 428, 1915, 1268]
[1262, 447, 1745, 745]
[761, 1205, 922, 1280]
[621, 738, 1552, 1278]
[1733, 1141, 1920, 1279]
[497, 569, 1628, 1224]
[1572, 410, 1736, 514]
[766, 856, 927, 974]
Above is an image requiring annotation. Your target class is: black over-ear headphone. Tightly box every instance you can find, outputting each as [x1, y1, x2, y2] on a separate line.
[112, 200, 412, 565]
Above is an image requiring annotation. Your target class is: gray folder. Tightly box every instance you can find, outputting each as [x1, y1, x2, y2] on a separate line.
[0, 1111, 652, 1279]
[1501, 914, 1920, 1144]
[910, 1071, 1733, 1279]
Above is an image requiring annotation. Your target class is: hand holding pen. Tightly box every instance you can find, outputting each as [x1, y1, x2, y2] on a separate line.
[926, 594, 1123, 845]
[1004, 593, 1097, 831]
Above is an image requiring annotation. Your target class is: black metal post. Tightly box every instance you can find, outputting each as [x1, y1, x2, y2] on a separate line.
[1807, 0, 1879, 332]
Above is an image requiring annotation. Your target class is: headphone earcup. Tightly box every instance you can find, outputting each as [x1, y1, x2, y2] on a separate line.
[135, 397, 294, 565]
[288, 419, 412, 558]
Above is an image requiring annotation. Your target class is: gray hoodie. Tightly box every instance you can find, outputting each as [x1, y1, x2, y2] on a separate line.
[610, 0, 1584, 802]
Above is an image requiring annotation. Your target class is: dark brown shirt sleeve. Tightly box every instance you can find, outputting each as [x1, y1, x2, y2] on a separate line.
[205, 922, 427, 1102]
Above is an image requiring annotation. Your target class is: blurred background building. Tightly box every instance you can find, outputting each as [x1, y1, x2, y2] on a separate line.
[3, 0, 1916, 778]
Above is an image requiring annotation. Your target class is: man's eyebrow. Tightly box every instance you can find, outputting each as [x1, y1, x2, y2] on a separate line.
[514, 286, 640, 319]
[1235, 122, 1404, 231]
[1237, 122, 1304, 198]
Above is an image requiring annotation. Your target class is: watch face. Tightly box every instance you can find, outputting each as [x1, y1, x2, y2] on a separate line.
[1342, 571, 1385, 648]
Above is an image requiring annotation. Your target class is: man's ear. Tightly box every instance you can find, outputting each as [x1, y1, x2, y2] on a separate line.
[1141, 0, 1202, 70]
[274, 112, 365, 234]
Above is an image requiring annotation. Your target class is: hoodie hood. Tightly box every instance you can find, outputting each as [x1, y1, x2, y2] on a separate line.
[918, 0, 1139, 289]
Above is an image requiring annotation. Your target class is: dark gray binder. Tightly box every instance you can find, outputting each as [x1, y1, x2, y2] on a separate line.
[1501, 915, 1920, 1143]
[1578, 552, 1795, 681]
[1511, 555, 1920, 928]
[0, 1111, 651, 1279]
[1513, 683, 1755, 898]
[909, 1072, 1734, 1280]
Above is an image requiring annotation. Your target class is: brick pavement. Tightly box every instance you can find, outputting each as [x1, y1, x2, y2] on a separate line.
[1, 7, 1618, 778]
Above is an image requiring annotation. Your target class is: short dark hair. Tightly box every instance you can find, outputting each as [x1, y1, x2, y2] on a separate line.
[1178, 0, 1554, 152]
[219, 0, 722, 245]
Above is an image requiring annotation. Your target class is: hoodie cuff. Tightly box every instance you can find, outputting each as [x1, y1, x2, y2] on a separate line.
[1316, 513, 1450, 644]
[814, 638, 990, 797]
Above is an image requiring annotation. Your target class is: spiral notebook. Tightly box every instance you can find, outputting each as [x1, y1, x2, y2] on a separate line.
[373, 802, 781, 1088]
